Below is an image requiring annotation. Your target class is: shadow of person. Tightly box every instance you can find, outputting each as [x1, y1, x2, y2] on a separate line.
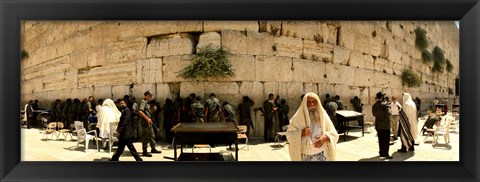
[433, 143, 452, 150]
[390, 151, 415, 161]
[358, 156, 382, 161]
[93, 157, 111, 161]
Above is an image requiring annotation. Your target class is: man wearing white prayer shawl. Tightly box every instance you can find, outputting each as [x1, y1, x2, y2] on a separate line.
[286, 92, 339, 161]
[96, 99, 121, 148]
[402, 93, 418, 143]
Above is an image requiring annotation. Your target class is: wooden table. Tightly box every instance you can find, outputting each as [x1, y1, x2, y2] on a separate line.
[335, 110, 365, 141]
[171, 122, 239, 161]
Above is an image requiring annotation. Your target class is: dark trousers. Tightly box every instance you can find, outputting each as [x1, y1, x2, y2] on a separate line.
[377, 129, 390, 157]
[27, 117, 34, 128]
[111, 138, 142, 161]
[264, 117, 274, 141]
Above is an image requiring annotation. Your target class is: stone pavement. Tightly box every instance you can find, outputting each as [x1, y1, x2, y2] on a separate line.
[21, 116, 459, 162]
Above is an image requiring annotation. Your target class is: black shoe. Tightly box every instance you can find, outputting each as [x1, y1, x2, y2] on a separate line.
[408, 147, 415, 151]
[143, 152, 152, 157]
[385, 155, 393, 159]
[108, 158, 118, 161]
[151, 149, 162, 154]
[397, 149, 407, 153]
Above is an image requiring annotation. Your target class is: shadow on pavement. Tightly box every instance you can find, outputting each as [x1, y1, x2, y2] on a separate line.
[93, 157, 110, 161]
[358, 156, 382, 161]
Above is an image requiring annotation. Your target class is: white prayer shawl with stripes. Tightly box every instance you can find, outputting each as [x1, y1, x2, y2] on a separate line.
[402, 93, 418, 140]
[285, 92, 339, 161]
[399, 110, 414, 148]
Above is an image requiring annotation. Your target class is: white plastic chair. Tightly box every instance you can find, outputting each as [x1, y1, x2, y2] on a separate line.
[433, 116, 452, 146]
[274, 125, 289, 147]
[73, 121, 99, 152]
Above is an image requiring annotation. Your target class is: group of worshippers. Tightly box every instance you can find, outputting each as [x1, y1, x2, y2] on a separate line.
[372, 92, 418, 159]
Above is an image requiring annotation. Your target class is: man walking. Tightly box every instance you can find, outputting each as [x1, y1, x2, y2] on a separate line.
[110, 99, 143, 161]
[138, 91, 161, 157]
[372, 92, 393, 159]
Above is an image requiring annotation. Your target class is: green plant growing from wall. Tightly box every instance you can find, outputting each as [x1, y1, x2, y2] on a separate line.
[414, 27, 429, 50]
[421, 50, 433, 63]
[432, 46, 446, 73]
[311, 54, 320, 61]
[269, 25, 280, 36]
[21, 49, 29, 60]
[401, 68, 422, 87]
[321, 57, 330, 63]
[179, 45, 234, 79]
[314, 34, 324, 43]
[446, 59, 453, 72]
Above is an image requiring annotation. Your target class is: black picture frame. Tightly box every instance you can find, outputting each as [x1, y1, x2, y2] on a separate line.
[1, 0, 478, 181]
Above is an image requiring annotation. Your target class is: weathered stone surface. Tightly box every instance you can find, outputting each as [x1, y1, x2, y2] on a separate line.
[204, 21, 258, 32]
[273, 36, 303, 58]
[353, 69, 375, 87]
[78, 62, 136, 87]
[180, 81, 206, 98]
[137, 58, 163, 84]
[392, 62, 404, 76]
[205, 82, 239, 95]
[292, 58, 326, 83]
[70, 50, 89, 69]
[364, 55, 375, 71]
[112, 85, 131, 100]
[106, 37, 146, 63]
[131, 84, 156, 101]
[246, 31, 274, 56]
[147, 34, 193, 58]
[256, 56, 293, 82]
[24, 55, 71, 81]
[374, 58, 393, 74]
[221, 30, 247, 55]
[287, 82, 304, 110]
[304, 83, 318, 94]
[88, 47, 105, 67]
[138, 21, 202, 37]
[325, 64, 354, 85]
[281, 21, 317, 39]
[354, 34, 382, 56]
[197, 32, 221, 50]
[385, 45, 402, 64]
[265, 21, 282, 36]
[348, 51, 365, 69]
[93, 86, 112, 100]
[332, 46, 350, 65]
[65, 70, 78, 89]
[155, 84, 172, 103]
[162, 55, 192, 83]
[303, 40, 334, 61]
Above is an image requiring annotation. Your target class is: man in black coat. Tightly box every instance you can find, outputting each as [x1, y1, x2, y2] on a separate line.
[263, 93, 277, 142]
[372, 92, 393, 159]
[110, 99, 143, 161]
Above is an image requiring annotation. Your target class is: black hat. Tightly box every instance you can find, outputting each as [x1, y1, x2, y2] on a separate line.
[376, 92, 386, 99]
[144, 91, 154, 96]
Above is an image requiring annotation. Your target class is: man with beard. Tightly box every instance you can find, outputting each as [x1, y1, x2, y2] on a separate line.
[372, 92, 393, 159]
[285, 92, 339, 161]
[110, 99, 142, 161]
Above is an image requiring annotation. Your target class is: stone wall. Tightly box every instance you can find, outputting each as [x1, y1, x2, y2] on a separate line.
[21, 21, 459, 137]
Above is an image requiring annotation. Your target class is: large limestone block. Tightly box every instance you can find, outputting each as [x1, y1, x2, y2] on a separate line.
[342, 21, 376, 37]
[273, 36, 303, 58]
[332, 46, 350, 65]
[24, 55, 71, 81]
[78, 62, 136, 87]
[55, 40, 75, 59]
[287, 82, 304, 107]
[348, 51, 365, 69]
[318, 84, 336, 100]
[385, 45, 402, 64]
[90, 25, 103, 48]
[147, 34, 193, 58]
[156, 84, 173, 102]
[137, 58, 163, 84]
[162, 55, 191, 83]
[292, 58, 326, 83]
[227, 55, 256, 82]
[281, 21, 317, 39]
[65, 70, 78, 89]
[364, 55, 375, 71]
[332, 84, 353, 106]
[303, 40, 334, 61]
[246, 31, 275, 56]
[180, 81, 206, 98]
[263, 82, 278, 98]
[88, 47, 105, 67]
[324, 64, 354, 85]
[304, 83, 318, 94]
[255, 56, 293, 82]
[139, 21, 202, 37]
[93, 86, 112, 100]
[116, 22, 145, 40]
[353, 69, 375, 87]
[112, 85, 131, 100]
[239, 82, 255, 99]
[106, 37, 146, 63]
[42, 72, 67, 91]
[72, 33, 92, 52]
[70, 50, 89, 70]
[250, 81, 266, 109]
[131, 84, 156, 101]
[204, 82, 239, 95]
[204, 21, 258, 32]
[221, 30, 247, 55]
[374, 58, 393, 74]
[392, 62, 404, 76]
[197, 32, 221, 50]
[354, 34, 382, 57]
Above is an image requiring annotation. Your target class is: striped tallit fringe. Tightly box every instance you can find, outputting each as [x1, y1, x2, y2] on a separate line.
[399, 110, 414, 148]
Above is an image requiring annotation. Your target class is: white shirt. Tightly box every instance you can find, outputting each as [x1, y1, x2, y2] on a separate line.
[302, 113, 326, 155]
[389, 101, 402, 115]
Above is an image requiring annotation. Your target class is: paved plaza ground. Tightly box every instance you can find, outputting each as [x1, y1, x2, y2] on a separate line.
[21, 115, 459, 162]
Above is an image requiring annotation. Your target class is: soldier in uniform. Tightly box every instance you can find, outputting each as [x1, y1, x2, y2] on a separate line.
[191, 96, 205, 123]
[138, 91, 161, 157]
[204, 93, 221, 123]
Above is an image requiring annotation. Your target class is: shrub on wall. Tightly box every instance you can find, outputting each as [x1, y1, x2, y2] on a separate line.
[446, 59, 454, 72]
[432, 46, 446, 73]
[179, 45, 234, 79]
[421, 50, 433, 63]
[21, 49, 29, 60]
[414, 27, 429, 50]
[401, 68, 422, 87]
